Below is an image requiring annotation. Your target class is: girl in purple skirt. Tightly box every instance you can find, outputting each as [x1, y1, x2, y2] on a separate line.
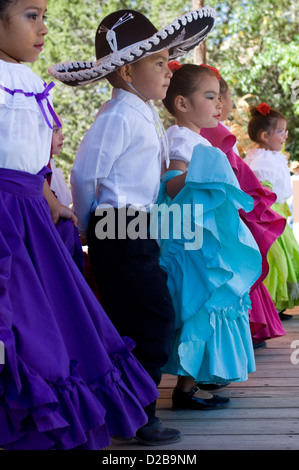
[0, 0, 159, 450]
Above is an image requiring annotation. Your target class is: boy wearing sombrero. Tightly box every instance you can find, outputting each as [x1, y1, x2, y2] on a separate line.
[49, 7, 215, 446]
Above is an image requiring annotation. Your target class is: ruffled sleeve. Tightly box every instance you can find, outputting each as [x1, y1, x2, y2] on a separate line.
[201, 125, 286, 287]
[0, 60, 53, 174]
[166, 125, 211, 166]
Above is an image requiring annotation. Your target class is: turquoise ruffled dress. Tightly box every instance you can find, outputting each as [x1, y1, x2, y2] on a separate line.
[157, 142, 262, 384]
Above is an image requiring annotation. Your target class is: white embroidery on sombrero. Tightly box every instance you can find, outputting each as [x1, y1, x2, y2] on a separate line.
[173, 26, 209, 53]
[99, 12, 135, 53]
[166, 29, 186, 48]
[48, 6, 216, 86]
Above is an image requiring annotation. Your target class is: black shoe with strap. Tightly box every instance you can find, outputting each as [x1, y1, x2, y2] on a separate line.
[253, 340, 267, 350]
[172, 385, 230, 410]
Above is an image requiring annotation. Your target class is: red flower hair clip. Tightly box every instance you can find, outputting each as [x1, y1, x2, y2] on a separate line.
[200, 64, 221, 81]
[257, 102, 271, 116]
[168, 60, 182, 72]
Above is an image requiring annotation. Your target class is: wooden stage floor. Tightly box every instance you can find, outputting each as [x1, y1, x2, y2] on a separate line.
[108, 307, 299, 451]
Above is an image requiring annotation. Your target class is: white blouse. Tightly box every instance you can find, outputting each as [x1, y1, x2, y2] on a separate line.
[49, 157, 72, 207]
[71, 88, 162, 234]
[166, 125, 212, 167]
[244, 148, 292, 204]
[0, 60, 53, 174]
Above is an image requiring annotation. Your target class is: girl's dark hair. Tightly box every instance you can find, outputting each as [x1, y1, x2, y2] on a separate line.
[0, 0, 17, 21]
[219, 77, 228, 96]
[163, 64, 218, 116]
[248, 105, 287, 143]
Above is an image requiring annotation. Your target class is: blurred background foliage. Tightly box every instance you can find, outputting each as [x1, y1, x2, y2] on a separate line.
[32, 0, 299, 179]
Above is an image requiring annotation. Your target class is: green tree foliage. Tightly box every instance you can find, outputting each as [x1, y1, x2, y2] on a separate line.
[205, 0, 299, 159]
[32, 0, 299, 177]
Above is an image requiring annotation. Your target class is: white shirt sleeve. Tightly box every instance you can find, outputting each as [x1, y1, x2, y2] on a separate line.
[0, 61, 52, 173]
[166, 126, 195, 164]
[245, 149, 292, 203]
[166, 125, 211, 166]
[246, 151, 276, 184]
[71, 105, 130, 234]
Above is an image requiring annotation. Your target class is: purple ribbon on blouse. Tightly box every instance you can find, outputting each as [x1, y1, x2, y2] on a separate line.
[0, 81, 61, 130]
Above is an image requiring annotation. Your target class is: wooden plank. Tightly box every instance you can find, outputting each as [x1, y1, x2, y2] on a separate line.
[255, 350, 297, 357]
[158, 387, 299, 399]
[156, 418, 299, 437]
[223, 378, 299, 387]
[160, 378, 299, 388]
[157, 407, 299, 419]
[109, 434, 299, 450]
[254, 355, 295, 363]
[157, 396, 299, 409]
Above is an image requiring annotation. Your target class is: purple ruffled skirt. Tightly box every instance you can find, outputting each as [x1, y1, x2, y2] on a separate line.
[0, 168, 158, 450]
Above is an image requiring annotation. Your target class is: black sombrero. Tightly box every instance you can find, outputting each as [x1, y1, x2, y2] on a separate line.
[48, 7, 216, 87]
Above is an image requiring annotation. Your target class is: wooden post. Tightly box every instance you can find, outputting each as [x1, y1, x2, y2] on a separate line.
[193, 0, 206, 64]
[292, 177, 299, 242]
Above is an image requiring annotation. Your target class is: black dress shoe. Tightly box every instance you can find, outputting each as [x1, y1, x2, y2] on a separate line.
[135, 417, 181, 446]
[172, 385, 230, 410]
[253, 340, 267, 350]
[279, 310, 293, 321]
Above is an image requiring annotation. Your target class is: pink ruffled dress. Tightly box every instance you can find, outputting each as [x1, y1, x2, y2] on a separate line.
[201, 123, 286, 341]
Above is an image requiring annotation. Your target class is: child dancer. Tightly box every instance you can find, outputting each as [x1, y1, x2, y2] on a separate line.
[244, 103, 299, 315]
[49, 7, 216, 443]
[159, 62, 262, 410]
[217, 76, 240, 155]
[201, 77, 286, 348]
[0, 0, 165, 450]
[45, 114, 84, 273]
[48, 115, 72, 208]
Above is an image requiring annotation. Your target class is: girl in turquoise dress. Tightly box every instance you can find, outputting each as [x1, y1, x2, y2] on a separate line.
[158, 63, 262, 410]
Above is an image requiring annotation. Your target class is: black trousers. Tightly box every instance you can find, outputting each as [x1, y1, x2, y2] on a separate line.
[87, 209, 175, 418]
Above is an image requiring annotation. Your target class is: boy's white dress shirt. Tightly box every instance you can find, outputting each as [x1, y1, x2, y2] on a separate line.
[71, 88, 162, 234]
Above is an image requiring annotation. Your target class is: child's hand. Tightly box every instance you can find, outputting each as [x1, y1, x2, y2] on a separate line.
[43, 180, 77, 226]
[51, 203, 78, 227]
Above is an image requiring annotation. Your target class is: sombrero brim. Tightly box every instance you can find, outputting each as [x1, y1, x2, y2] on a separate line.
[48, 7, 216, 87]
